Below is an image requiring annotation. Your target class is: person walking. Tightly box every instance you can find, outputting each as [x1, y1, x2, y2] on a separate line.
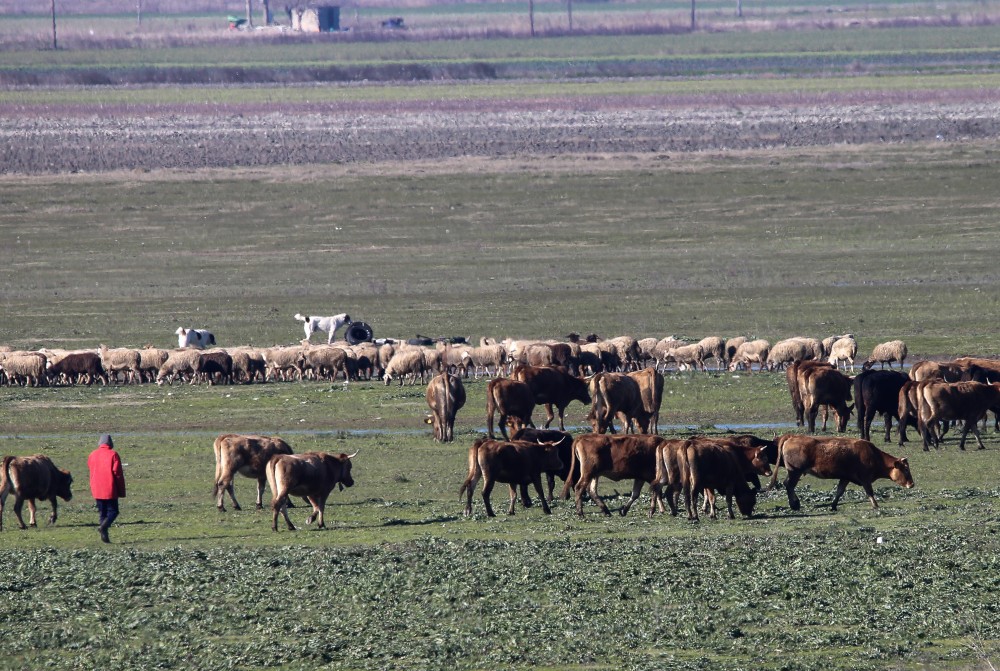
[88, 434, 126, 543]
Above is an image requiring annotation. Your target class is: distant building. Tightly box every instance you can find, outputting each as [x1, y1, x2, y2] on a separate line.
[293, 6, 340, 32]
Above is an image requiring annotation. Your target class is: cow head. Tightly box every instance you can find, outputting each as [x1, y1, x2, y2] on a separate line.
[735, 489, 756, 518]
[55, 469, 73, 502]
[889, 457, 914, 489]
[536, 441, 564, 473]
[750, 448, 772, 477]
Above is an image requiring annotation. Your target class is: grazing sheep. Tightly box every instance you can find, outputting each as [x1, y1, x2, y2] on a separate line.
[637, 337, 659, 368]
[156, 349, 202, 385]
[461, 344, 508, 378]
[696, 336, 727, 371]
[437, 342, 472, 377]
[767, 338, 816, 371]
[294, 313, 351, 344]
[865, 340, 908, 370]
[46, 352, 107, 386]
[229, 348, 267, 383]
[827, 335, 859, 373]
[137, 346, 170, 383]
[264, 346, 306, 382]
[383, 349, 427, 386]
[176, 327, 216, 349]
[664, 344, 706, 372]
[98, 345, 142, 384]
[724, 337, 747, 369]
[197, 350, 234, 385]
[302, 345, 350, 381]
[652, 337, 685, 372]
[607, 336, 642, 372]
[729, 339, 771, 374]
[0, 352, 48, 387]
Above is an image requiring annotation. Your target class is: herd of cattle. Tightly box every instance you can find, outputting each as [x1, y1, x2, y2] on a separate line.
[2, 328, 999, 533]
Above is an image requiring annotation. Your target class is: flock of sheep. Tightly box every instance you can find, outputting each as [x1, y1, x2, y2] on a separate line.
[0, 324, 910, 389]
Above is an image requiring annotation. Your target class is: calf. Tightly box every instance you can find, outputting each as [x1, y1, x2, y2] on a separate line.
[267, 451, 357, 531]
[486, 378, 536, 440]
[458, 437, 563, 517]
[0, 455, 73, 531]
[213, 433, 294, 511]
[564, 433, 665, 517]
[628, 367, 664, 434]
[769, 434, 913, 511]
[801, 365, 854, 434]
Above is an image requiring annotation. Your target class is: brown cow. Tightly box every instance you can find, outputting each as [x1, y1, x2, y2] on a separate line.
[679, 439, 757, 521]
[510, 427, 575, 503]
[628, 367, 664, 434]
[0, 455, 73, 531]
[213, 433, 294, 511]
[425, 371, 467, 442]
[654, 438, 693, 516]
[511, 365, 591, 431]
[917, 381, 1000, 451]
[769, 434, 913, 511]
[787, 360, 834, 427]
[587, 372, 651, 434]
[266, 451, 357, 531]
[458, 437, 563, 517]
[801, 365, 854, 434]
[564, 433, 665, 517]
[486, 378, 536, 440]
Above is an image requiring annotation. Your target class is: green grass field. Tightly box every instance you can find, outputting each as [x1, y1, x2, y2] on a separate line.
[3, 139, 1000, 669]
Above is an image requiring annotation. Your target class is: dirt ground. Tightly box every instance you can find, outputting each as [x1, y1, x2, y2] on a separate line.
[3, 90, 1000, 174]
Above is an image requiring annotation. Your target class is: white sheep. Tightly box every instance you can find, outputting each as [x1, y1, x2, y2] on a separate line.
[827, 336, 858, 372]
[98, 345, 141, 384]
[383, 349, 427, 386]
[156, 349, 202, 385]
[294, 313, 351, 344]
[0, 352, 47, 386]
[729, 339, 770, 374]
[865, 340, 908, 370]
[696, 336, 726, 371]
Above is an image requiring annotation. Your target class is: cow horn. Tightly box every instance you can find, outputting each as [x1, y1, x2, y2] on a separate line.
[346, 450, 359, 459]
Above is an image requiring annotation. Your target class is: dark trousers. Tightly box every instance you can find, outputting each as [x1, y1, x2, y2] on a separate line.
[96, 499, 120, 528]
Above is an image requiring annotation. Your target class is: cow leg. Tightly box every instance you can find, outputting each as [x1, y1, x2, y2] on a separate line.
[860, 482, 879, 510]
[517, 483, 533, 509]
[508, 485, 520, 515]
[272, 495, 295, 531]
[47, 497, 58, 525]
[498, 414, 510, 441]
[530, 477, 551, 514]
[255, 477, 267, 510]
[784, 471, 803, 511]
[619, 480, 644, 517]
[12, 497, 29, 530]
[481, 477, 497, 517]
[543, 404, 555, 429]
[883, 413, 893, 443]
[226, 479, 241, 511]
[462, 472, 480, 517]
[314, 497, 327, 529]
[806, 407, 818, 434]
[545, 473, 556, 503]
[589, 478, 611, 516]
[705, 489, 719, 519]
[556, 406, 567, 431]
[821, 405, 830, 432]
[830, 479, 851, 511]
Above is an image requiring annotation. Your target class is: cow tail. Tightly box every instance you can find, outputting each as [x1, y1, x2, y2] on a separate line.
[0, 456, 14, 496]
[559, 438, 579, 500]
[769, 436, 787, 490]
[485, 382, 498, 438]
[458, 442, 480, 500]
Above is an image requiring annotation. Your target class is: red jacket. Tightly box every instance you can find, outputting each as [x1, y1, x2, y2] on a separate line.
[88, 444, 126, 500]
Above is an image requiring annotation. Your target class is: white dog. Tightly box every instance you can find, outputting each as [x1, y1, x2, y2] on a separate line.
[176, 327, 216, 349]
[295, 313, 351, 344]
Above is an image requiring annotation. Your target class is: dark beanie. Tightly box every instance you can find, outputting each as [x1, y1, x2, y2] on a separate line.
[99, 434, 113, 448]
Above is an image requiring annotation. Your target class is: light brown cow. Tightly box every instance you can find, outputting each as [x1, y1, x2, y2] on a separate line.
[769, 434, 913, 511]
[511, 365, 591, 431]
[801, 365, 854, 434]
[0, 455, 73, 531]
[213, 433, 294, 511]
[425, 371, 467, 442]
[588, 371, 651, 434]
[628, 367, 664, 434]
[267, 451, 357, 531]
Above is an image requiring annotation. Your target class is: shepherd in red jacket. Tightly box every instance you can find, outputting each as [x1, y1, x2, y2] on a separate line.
[88, 434, 126, 543]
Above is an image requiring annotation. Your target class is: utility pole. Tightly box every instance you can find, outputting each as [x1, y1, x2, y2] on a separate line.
[567, 0, 573, 31]
[245, 0, 254, 28]
[529, 0, 535, 36]
[51, 0, 58, 49]
[690, 0, 696, 30]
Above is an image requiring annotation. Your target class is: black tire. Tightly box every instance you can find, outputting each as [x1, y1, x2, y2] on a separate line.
[346, 321, 374, 345]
